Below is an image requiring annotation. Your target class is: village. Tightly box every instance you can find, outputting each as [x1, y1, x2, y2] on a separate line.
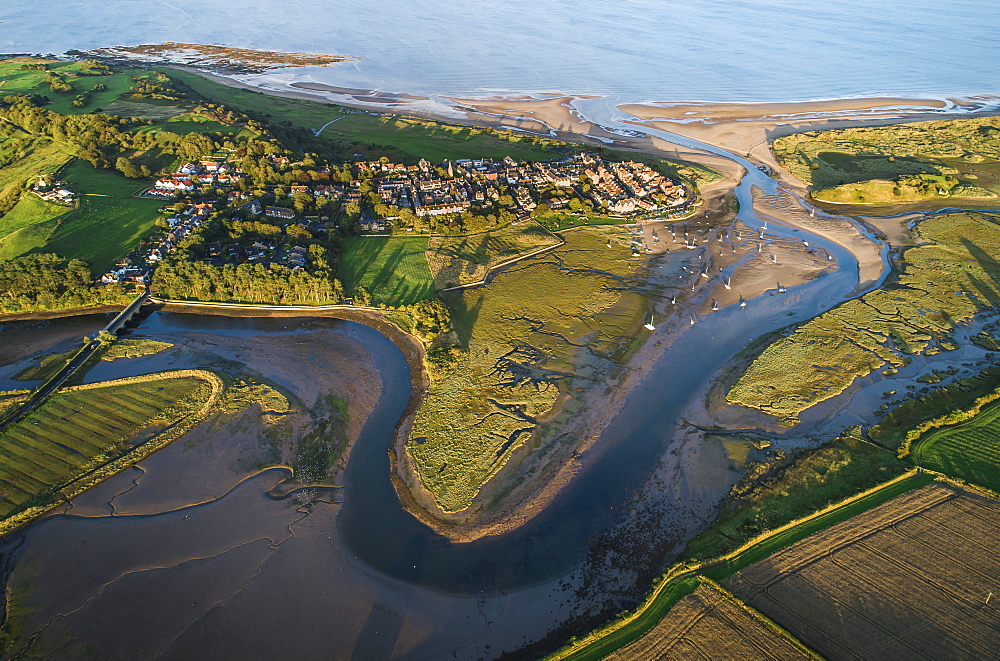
[96, 152, 693, 287]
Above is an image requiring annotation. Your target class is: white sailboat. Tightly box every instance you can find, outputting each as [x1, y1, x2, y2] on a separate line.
[689, 314, 696, 325]
[724, 277, 731, 290]
[711, 300, 719, 312]
[739, 294, 747, 308]
[644, 315, 656, 331]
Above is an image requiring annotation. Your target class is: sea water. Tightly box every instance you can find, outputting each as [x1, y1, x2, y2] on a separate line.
[2, 0, 998, 103]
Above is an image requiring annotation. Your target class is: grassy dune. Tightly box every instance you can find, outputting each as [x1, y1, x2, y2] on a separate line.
[728, 211, 1000, 420]
[0, 373, 213, 519]
[164, 68, 563, 163]
[773, 115, 1000, 205]
[409, 226, 654, 512]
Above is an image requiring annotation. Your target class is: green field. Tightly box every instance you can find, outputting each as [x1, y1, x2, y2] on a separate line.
[0, 194, 70, 260]
[41, 160, 161, 274]
[0, 374, 212, 519]
[728, 211, 1000, 420]
[773, 115, 1000, 207]
[164, 68, 564, 163]
[409, 226, 662, 512]
[338, 236, 437, 306]
[0, 59, 137, 114]
[911, 399, 1000, 491]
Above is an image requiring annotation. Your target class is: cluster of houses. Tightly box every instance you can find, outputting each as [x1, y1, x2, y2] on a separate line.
[147, 160, 241, 198]
[584, 161, 688, 214]
[31, 176, 77, 204]
[99, 203, 212, 286]
[346, 152, 690, 224]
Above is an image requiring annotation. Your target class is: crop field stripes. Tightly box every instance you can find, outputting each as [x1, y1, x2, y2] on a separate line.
[724, 484, 999, 660]
[605, 582, 814, 661]
[0, 371, 217, 521]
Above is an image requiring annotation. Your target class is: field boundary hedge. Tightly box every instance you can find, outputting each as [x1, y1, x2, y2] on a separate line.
[545, 469, 931, 661]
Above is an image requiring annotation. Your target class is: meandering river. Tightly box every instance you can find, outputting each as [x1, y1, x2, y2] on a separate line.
[1, 124, 895, 658]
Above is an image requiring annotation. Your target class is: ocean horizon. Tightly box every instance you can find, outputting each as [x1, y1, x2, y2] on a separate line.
[3, 0, 999, 105]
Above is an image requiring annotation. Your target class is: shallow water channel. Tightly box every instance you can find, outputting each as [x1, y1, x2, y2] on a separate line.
[1, 130, 892, 658]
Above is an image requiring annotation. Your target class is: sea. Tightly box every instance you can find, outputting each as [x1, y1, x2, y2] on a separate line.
[2, 0, 999, 105]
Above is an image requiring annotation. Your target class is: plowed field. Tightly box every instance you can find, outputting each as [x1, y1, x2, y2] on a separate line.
[605, 583, 811, 660]
[725, 483, 1000, 660]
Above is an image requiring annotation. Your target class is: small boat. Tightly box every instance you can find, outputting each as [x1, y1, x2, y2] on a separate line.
[771, 253, 777, 264]
[671, 295, 676, 305]
[777, 282, 787, 293]
[689, 314, 696, 325]
[739, 294, 747, 308]
[711, 300, 719, 312]
[644, 315, 656, 331]
[700, 270, 709, 279]
[828, 254, 834, 261]
[810, 208, 816, 217]
[724, 277, 731, 290]
[802, 240, 809, 247]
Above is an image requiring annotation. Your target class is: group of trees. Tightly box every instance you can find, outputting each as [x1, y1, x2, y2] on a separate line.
[152, 260, 345, 305]
[0, 254, 132, 314]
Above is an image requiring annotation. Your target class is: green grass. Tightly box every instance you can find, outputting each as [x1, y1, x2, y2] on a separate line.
[426, 224, 561, 288]
[409, 226, 659, 512]
[42, 160, 160, 274]
[0, 193, 71, 238]
[911, 399, 1000, 491]
[164, 68, 563, 162]
[532, 211, 627, 232]
[686, 433, 909, 561]
[12, 350, 76, 382]
[774, 115, 1000, 208]
[101, 339, 174, 361]
[142, 112, 250, 137]
[0, 374, 210, 519]
[0, 59, 158, 115]
[338, 236, 437, 306]
[0, 219, 59, 261]
[728, 211, 1000, 420]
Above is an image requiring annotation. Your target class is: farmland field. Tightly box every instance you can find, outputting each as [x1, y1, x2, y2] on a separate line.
[910, 398, 1000, 491]
[0, 372, 215, 520]
[606, 583, 811, 661]
[728, 211, 1000, 420]
[724, 483, 1000, 661]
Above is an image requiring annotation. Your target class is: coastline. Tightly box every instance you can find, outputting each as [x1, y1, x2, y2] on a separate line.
[14, 65, 990, 544]
[101, 67, 902, 541]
